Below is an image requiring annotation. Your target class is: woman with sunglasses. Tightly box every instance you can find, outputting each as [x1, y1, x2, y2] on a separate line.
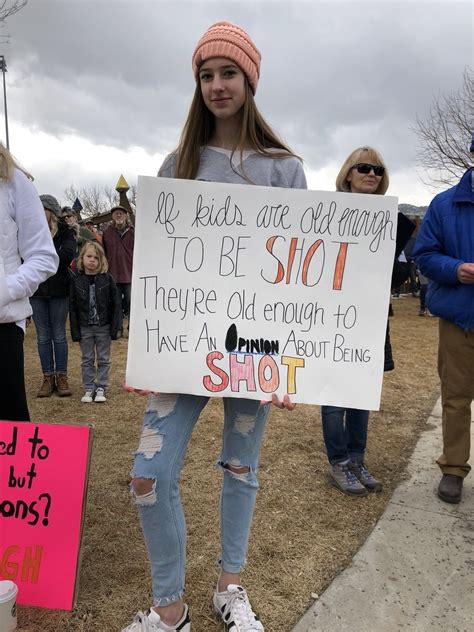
[322, 146, 389, 497]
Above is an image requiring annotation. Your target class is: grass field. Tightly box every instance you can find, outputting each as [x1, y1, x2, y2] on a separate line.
[17, 296, 440, 631]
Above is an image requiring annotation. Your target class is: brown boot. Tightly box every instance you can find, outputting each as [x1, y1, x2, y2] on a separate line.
[37, 374, 55, 398]
[56, 373, 72, 397]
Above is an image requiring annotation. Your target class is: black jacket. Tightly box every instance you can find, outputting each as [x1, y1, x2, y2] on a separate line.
[384, 212, 416, 372]
[69, 272, 121, 341]
[33, 219, 76, 298]
[384, 323, 394, 372]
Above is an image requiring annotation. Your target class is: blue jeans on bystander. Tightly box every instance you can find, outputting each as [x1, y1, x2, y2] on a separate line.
[30, 296, 69, 374]
[321, 406, 369, 464]
[80, 324, 111, 391]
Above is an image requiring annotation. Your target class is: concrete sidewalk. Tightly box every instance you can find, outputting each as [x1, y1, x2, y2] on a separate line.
[293, 399, 474, 632]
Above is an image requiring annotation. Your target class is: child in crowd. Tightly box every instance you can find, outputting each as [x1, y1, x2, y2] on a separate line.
[69, 241, 120, 403]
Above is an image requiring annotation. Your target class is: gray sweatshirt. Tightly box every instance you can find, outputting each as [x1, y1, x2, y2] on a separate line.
[158, 146, 307, 190]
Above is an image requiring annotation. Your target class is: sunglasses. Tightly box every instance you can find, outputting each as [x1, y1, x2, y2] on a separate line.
[63, 214, 73, 219]
[352, 163, 385, 177]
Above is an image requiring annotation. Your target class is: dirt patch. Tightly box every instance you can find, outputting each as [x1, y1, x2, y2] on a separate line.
[16, 297, 439, 631]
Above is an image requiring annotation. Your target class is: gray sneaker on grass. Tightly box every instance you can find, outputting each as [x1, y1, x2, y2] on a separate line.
[350, 460, 383, 492]
[329, 460, 368, 496]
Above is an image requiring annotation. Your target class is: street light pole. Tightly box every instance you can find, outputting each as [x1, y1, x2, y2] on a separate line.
[0, 55, 9, 149]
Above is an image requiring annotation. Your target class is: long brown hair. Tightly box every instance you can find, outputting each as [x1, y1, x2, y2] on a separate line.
[171, 79, 299, 181]
[46, 212, 58, 238]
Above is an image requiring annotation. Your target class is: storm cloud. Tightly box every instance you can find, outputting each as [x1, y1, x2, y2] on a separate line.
[5, 0, 473, 203]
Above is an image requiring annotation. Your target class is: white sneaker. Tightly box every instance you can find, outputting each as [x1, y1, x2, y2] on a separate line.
[81, 390, 94, 403]
[94, 387, 106, 403]
[213, 584, 264, 631]
[121, 606, 191, 631]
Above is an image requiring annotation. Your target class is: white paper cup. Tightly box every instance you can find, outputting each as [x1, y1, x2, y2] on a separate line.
[0, 580, 18, 631]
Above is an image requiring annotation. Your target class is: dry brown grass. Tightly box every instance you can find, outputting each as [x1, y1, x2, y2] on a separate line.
[17, 296, 439, 631]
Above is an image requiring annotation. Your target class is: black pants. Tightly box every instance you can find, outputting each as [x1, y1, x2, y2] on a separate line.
[0, 322, 30, 421]
[420, 284, 428, 310]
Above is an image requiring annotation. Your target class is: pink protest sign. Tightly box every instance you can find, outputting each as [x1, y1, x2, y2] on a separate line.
[0, 421, 93, 610]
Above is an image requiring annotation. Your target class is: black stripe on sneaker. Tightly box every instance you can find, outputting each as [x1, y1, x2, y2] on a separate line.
[221, 605, 231, 623]
[177, 608, 191, 630]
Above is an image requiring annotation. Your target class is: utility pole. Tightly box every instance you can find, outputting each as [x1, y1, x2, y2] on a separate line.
[0, 55, 9, 149]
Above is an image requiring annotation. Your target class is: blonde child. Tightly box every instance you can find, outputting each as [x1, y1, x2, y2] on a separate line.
[69, 241, 120, 403]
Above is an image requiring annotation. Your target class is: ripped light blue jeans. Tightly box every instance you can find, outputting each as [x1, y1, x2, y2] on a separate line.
[131, 393, 270, 606]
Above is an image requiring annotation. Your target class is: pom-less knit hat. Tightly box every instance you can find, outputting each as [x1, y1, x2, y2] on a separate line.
[40, 194, 61, 217]
[192, 21, 261, 94]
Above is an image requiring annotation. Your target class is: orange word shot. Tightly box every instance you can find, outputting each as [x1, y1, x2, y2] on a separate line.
[261, 235, 352, 289]
[203, 351, 305, 395]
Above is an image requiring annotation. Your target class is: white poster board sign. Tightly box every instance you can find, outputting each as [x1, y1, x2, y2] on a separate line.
[126, 176, 398, 410]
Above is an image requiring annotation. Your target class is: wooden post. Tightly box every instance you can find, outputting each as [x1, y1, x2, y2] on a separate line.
[116, 174, 134, 225]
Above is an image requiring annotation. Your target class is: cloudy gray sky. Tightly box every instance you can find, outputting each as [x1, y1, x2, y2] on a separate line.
[4, 0, 473, 206]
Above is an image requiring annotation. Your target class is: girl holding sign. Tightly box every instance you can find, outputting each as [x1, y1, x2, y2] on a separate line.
[123, 21, 306, 632]
[321, 147, 390, 497]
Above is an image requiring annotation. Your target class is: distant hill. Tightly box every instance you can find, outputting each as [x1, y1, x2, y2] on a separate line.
[398, 203, 428, 218]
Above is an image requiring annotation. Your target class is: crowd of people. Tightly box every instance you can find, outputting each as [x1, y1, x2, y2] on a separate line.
[1, 19, 473, 632]
[391, 237, 434, 317]
[25, 198, 135, 403]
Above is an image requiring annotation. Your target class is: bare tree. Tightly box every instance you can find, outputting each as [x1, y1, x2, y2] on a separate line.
[412, 66, 473, 189]
[0, 0, 28, 22]
[63, 183, 135, 219]
[102, 185, 120, 210]
[128, 184, 137, 208]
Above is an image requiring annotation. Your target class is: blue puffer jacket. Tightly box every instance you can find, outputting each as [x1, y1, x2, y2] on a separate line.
[413, 168, 474, 331]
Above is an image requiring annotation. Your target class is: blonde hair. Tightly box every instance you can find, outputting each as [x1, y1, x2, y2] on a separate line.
[170, 79, 299, 181]
[0, 143, 33, 181]
[335, 146, 389, 195]
[46, 212, 58, 238]
[77, 241, 108, 274]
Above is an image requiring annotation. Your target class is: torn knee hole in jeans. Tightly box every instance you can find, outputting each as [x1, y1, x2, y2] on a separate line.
[146, 393, 178, 417]
[136, 427, 164, 459]
[234, 413, 257, 435]
[131, 477, 157, 505]
[220, 458, 251, 482]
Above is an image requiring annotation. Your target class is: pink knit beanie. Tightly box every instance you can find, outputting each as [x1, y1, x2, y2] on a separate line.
[192, 21, 261, 94]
